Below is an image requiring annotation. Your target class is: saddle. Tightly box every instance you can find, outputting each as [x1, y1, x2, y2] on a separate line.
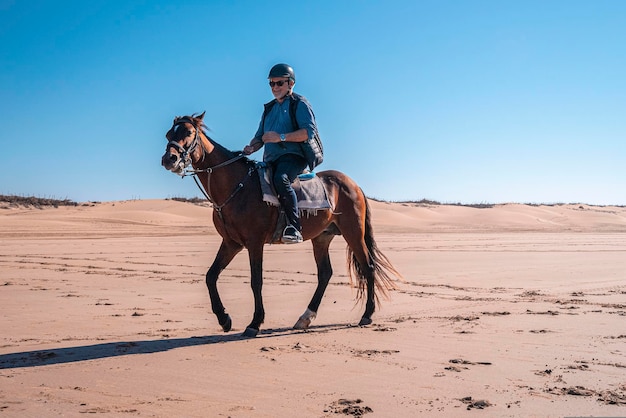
[256, 162, 332, 243]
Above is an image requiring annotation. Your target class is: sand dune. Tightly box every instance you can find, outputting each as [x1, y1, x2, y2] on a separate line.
[1, 200, 625, 416]
[2, 199, 625, 237]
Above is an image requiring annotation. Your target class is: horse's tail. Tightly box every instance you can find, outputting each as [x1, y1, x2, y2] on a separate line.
[346, 194, 403, 303]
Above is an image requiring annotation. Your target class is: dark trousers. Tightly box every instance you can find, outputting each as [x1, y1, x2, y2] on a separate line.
[271, 154, 308, 231]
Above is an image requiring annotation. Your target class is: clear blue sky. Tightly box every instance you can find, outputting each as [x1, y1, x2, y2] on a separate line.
[2, 1, 625, 204]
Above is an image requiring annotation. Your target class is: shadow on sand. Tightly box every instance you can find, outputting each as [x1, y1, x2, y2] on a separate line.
[0, 323, 354, 370]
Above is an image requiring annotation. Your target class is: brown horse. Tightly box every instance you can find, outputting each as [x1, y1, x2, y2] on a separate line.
[161, 112, 401, 337]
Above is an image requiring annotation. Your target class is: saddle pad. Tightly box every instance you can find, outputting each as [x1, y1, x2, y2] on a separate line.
[257, 163, 332, 212]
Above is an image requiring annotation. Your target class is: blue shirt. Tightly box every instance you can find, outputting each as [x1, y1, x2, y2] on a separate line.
[252, 94, 316, 163]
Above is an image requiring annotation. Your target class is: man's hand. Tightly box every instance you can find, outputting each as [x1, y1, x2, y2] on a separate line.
[243, 145, 256, 155]
[262, 131, 281, 143]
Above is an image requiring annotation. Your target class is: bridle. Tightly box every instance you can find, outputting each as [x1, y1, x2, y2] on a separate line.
[166, 117, 204, 175]
[165, 117, 251, 214]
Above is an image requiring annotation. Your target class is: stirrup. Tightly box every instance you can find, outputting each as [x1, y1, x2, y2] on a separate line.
[281, 225, 303, 244]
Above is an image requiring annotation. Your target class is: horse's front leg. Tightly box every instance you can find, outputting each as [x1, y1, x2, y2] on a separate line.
[243, 242, 265, 337]
[206, 239, 243, 332]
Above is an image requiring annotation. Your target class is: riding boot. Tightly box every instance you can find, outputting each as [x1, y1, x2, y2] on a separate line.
[271, 154, 307, 243]
[279, 191, 303, 243]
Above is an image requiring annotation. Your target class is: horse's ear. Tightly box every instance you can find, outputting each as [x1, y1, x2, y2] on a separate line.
[198, 111, 206, 120]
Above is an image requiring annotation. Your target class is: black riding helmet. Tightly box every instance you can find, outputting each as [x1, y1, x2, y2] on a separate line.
[268, 63, 295, 82]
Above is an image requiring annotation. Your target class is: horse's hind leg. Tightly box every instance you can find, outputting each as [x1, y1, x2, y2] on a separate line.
[347, 240, 376, 326]
[294, 231, 335, 330]
[206, 239, 243, 332]
[360, 269, 375, 326]
[337, 216, 376, 326]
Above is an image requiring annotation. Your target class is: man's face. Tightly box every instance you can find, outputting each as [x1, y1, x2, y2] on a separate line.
[269, 77, 292, 100]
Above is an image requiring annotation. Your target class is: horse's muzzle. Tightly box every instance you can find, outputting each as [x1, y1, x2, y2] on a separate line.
[161, 152, 184, 174]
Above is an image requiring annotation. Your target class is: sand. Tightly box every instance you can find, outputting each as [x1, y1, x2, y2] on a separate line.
[1, 199, 625, 417]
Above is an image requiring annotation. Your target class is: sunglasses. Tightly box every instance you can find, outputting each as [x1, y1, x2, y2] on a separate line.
[269, 79, 290, 87]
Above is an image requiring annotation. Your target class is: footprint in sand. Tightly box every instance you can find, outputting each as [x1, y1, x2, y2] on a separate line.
[325, 398, 373, 416]
[445, 358, 492, 372]
[460, 396, 492, 410]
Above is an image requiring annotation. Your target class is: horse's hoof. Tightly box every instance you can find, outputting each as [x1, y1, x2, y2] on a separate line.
[358, 317, 372, 326]
[293, 317, 311, 330]
[242, 327, 259, 338]
[293, 309, 317, 330]
[220, 314, 232, 332]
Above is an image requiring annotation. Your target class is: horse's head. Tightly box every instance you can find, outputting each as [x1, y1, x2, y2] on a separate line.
[161, 111, 207, 175]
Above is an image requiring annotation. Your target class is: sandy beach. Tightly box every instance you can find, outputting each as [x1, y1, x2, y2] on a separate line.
[1, 199, 625, 417]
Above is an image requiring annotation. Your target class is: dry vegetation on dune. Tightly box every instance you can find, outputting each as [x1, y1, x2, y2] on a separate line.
[369, 197, 495, 209]
[0, 195, 215, 209]
[0, 194, 84, 208]
[166, 196, 212, 206]
[370, 196, 625, 209]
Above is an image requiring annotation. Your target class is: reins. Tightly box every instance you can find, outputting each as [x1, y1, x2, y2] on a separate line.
[169, 118, 250, 214]
[179, 153, 246, 203]
[188, 160, 254, 214]
[180, 154, 246, 176]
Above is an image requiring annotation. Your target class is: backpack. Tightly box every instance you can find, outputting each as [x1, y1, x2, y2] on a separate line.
[262, 93, 324, 170]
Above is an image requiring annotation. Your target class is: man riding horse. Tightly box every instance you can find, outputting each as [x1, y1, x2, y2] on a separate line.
[243, 63, 321, 244]
[161, 65, 399, 337]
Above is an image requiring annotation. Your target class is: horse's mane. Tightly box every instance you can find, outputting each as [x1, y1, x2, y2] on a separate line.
[186, 113, 252, 164]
